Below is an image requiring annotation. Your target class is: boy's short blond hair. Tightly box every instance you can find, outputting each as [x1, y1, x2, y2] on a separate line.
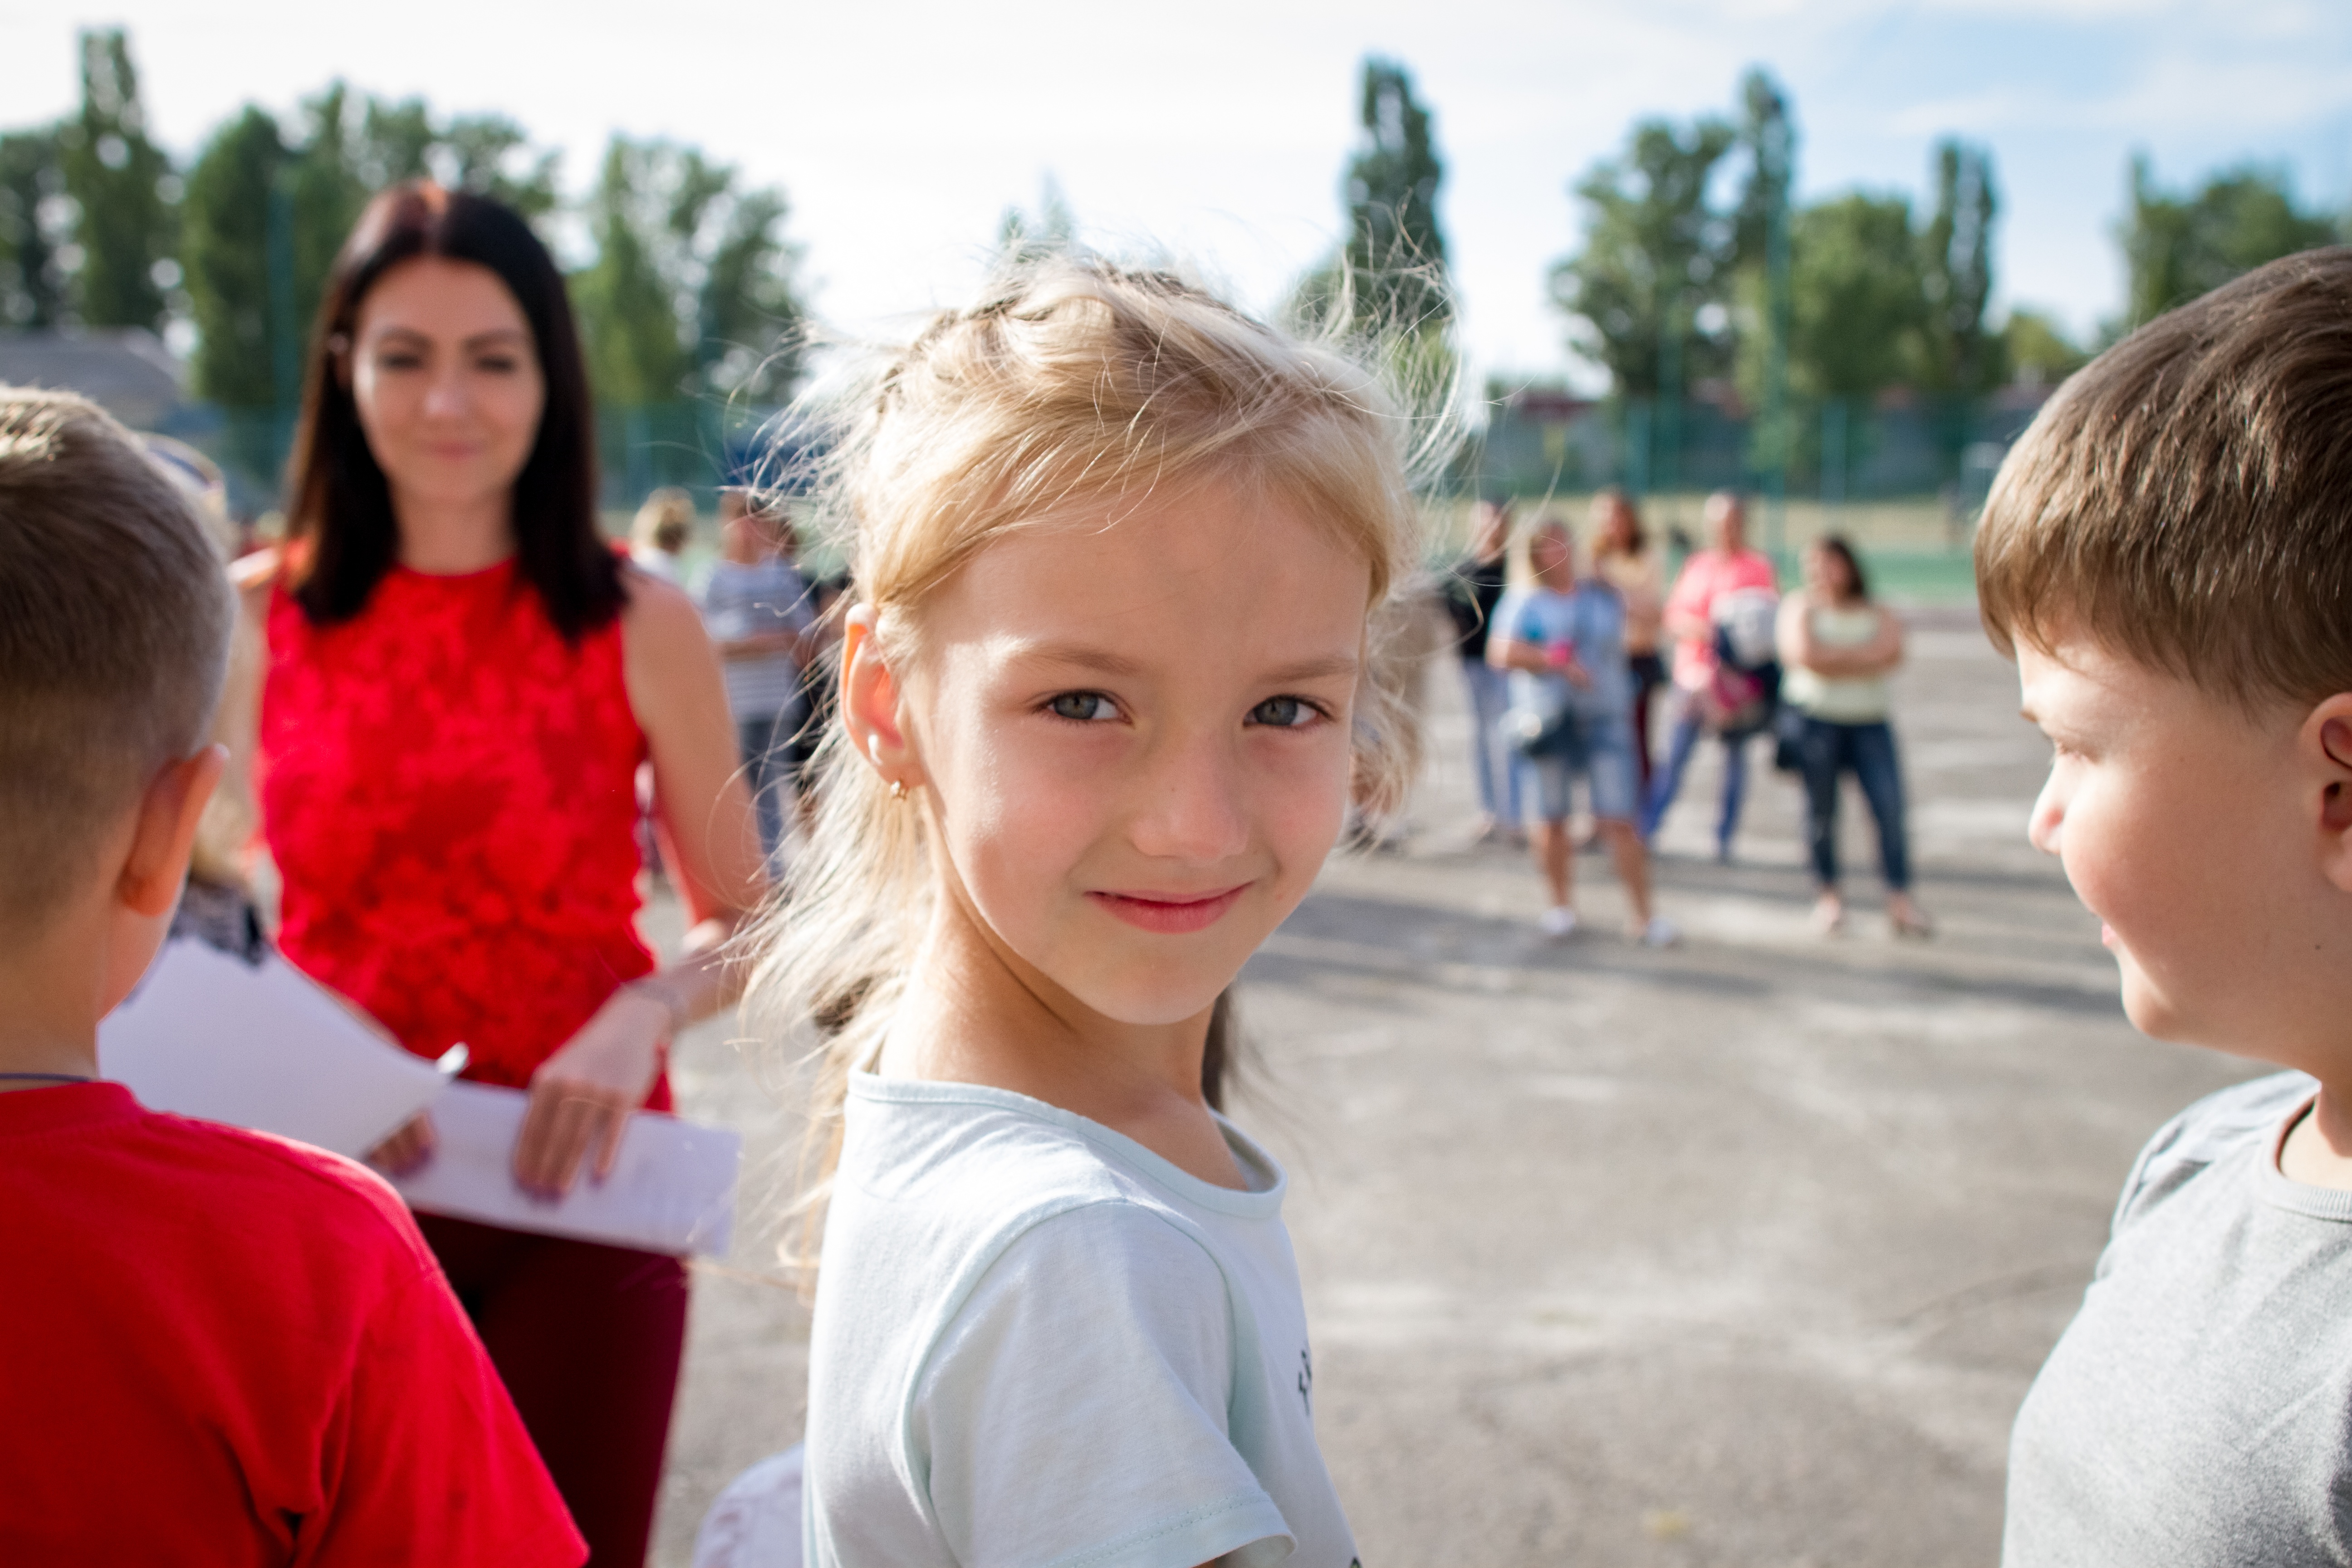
[0, 388, 234, 935]
[1975, 246, 2352, 709]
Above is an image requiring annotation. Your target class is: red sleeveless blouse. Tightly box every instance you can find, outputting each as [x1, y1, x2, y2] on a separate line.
[259, 560, 665, 1103]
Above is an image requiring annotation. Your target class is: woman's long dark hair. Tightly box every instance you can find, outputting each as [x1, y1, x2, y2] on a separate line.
[281, 180, 623, 639]
[1815, 533, 1872, 602]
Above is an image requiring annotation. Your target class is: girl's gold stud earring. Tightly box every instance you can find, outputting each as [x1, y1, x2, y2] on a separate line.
[889, 778, 907, 801]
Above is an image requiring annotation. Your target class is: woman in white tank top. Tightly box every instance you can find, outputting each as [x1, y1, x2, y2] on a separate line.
[1775, 536, 1931, 937]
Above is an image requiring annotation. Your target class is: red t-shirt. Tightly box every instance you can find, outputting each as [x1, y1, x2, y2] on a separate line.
[0, 1082, 587, 1567]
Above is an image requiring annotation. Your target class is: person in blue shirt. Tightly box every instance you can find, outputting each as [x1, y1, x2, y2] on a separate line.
[1487, 518, 1678, 945]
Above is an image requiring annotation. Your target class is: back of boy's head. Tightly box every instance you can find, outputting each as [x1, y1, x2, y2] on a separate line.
[1975, 246, 2352, 709]
[0, 388, 234, 937]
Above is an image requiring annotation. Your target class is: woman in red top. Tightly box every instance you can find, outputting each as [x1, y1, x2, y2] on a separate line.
[223, 182, 766, 1566]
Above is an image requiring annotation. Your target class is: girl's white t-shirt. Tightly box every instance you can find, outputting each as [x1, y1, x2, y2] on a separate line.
[803, 1072, 1358, 1568]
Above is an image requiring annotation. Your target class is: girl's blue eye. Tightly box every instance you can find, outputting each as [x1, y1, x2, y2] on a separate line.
[1249, 696, 1317, 729]
[1047, 692, 1118, 723]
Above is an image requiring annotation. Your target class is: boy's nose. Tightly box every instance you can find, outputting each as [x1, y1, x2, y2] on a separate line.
[2028, 780, 2065, 856]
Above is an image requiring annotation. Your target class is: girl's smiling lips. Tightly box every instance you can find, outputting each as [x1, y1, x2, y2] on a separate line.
[1087, 884, 1250, 935]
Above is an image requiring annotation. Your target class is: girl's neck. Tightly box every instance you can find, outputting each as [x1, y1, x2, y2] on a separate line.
[394, 488, 517, 574]
[879, 897, 1245, 1188]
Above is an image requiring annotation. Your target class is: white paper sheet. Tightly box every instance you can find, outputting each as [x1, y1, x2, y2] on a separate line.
[391, 1080, 740, 1258]
[98, 937, 460, 1158]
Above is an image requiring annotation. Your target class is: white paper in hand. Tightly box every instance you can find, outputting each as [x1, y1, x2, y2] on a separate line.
[98, 936, 459, 1158]
[391, 1081, 740, 1258]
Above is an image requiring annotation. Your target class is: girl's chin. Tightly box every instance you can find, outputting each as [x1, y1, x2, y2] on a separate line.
[1056, 973, 1237, 1030]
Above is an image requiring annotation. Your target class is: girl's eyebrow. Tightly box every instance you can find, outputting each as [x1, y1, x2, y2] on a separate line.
[1009, 642, 1360, 685]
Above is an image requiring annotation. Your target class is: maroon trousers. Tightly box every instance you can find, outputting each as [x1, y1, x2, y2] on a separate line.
[419, 1214, 689, 1568]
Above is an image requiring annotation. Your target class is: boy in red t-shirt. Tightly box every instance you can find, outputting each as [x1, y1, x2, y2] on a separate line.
[0, 388, 585, 1566]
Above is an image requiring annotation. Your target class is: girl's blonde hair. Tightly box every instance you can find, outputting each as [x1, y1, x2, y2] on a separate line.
[745, 254, 1440, 1262]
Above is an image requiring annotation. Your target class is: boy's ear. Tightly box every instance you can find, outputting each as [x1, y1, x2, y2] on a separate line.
[2310, 696, 2352, 894]
[839, 607, 923, 792]
[118, 746, 227, 918]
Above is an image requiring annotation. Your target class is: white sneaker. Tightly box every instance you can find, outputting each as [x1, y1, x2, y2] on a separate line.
[1538, 906, 1580, 938]
[1634, 915, 1681, 948]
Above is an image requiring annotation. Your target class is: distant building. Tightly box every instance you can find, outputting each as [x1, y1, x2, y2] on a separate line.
[0, 328, 186, 432]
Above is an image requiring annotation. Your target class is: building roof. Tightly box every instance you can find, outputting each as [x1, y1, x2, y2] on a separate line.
[0, 328, 186, 431]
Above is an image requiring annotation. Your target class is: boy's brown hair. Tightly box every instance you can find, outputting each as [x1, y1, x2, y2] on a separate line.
[0, 387, 234, 935]
[1975, 245, 2352, 709]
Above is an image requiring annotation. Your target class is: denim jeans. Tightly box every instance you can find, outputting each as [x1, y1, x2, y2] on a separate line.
[1639, 698, 1749, 853]
[1797, 715, 1911, 891]
[1459, 658, 1521, 823]
[737, 708, 798, 869]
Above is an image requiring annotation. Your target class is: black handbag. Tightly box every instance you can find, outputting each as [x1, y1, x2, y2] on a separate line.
[1506, 702, 1589, 767]
[1771, 702, 1808, 774]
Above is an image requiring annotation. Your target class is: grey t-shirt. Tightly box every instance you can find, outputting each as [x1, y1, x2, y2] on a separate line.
[2004, 1069, 2352, 1565]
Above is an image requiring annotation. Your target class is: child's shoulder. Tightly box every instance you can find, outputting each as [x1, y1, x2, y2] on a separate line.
[85, 1088, 428, 1269]
[2114, 1068, 2315, 1235]
[842, 1074, 1221, 1218]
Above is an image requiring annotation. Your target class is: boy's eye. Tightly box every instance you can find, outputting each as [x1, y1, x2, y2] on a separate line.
[1248, 696, 1320, 729]
[1046, 691, 1119, 723]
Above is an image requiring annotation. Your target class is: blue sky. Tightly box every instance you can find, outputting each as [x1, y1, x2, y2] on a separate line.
[3, 0, 2346, 390]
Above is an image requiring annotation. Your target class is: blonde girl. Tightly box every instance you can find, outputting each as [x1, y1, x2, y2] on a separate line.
[750, 257, 1422, 1567]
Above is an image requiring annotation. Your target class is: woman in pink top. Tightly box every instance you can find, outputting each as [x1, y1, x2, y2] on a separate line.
[1637, 491, 1779, 856]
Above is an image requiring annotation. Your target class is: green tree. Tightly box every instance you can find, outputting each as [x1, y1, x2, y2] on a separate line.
[2118, 154, 2340, 330]
[1785, 193, 1925, 400]
[181, 107, 284, 408]
[0, 130, 67, 328]
[58, 28, 176, 332]
[1730, 69, 1795, 275]
[1549, 113, 1738, 398]
[1918, 140, 2000, 394]
[1342, 57, 1450, 330]
[572, 134, 806, 407]
[2002, 308, 2087, 386]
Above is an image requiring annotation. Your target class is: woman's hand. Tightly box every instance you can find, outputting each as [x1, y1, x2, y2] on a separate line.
[367, 1111, 437, 1176]
[512, 985, 671, 1199]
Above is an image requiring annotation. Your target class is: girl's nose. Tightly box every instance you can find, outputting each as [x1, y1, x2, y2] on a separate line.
[1130, 736, 1251, 864]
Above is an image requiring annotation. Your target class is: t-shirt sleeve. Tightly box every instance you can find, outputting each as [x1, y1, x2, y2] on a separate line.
[303, 1259, 585, 1568]
[1491, 588, 1537, 648]
[914, 1202, 1294, 1568]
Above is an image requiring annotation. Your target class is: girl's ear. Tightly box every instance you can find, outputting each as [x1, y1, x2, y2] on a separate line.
[840, 606, 923, 792]
[2309, 697, 2352, 894]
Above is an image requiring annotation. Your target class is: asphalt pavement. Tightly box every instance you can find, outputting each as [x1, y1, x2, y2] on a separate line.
[645, 607, 2256, 1568]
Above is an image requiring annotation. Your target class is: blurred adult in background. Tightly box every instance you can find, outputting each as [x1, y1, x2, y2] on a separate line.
[1777, 535, 1930, 938]
[1640, 491, 1779, 860]
[628, 485, 694, 586]
[1587, 486, 1665, 789]
[694, 490, 813, 868]
[223, 181, 766, 1567]
[1443, 499, 1520, 841]
[783, 567, 853, 828]
[1487, 518, 1676, 945]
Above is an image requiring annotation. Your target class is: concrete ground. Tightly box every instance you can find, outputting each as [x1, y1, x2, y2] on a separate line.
[644, 608, 2255, 1567]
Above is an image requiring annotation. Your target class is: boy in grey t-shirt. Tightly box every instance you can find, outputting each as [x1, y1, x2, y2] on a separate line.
[1974, 249, 2352, 1563]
